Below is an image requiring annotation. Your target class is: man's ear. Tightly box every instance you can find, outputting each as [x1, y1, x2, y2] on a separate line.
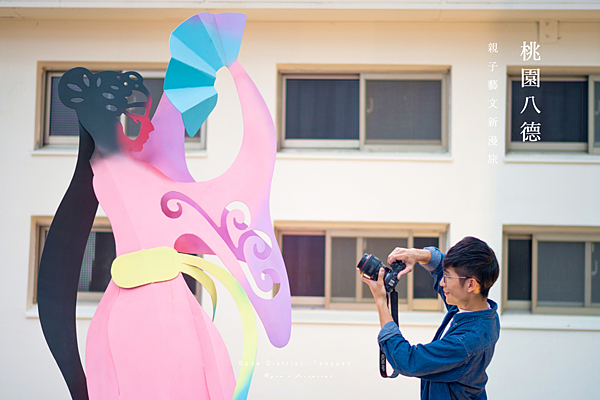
[467, 278, 481, 295]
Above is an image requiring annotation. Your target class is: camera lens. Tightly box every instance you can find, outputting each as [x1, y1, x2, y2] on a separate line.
[357, 253, 384, 281]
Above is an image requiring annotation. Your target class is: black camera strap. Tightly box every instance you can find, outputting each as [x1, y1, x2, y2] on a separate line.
[379, 289, 400, 378]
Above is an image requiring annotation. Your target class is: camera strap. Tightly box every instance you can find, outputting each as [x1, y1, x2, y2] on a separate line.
[379, 289, 400, 378]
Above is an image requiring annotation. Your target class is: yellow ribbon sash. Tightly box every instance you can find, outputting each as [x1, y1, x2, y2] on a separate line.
[111, 246, 257, 400]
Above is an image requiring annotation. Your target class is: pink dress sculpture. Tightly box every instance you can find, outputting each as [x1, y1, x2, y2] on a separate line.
[38, 13, 291, 400]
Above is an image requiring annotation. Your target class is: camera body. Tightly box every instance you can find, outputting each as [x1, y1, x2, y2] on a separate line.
[357, 253, 406, 292]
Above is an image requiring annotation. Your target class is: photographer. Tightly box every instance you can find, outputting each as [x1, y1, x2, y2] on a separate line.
[362, 236, 500, 400]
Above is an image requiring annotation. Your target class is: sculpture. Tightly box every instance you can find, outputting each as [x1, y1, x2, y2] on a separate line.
[38, 13, 291, 400]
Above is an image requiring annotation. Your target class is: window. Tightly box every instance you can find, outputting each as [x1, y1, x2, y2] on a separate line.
[281, 71, 448, 152]
[41, 68, 205, 151]
[507, 73, 600, 154]
[30, 217, 201, 305]
[503, 227, 600, 315]
[277, 224, 446, 311]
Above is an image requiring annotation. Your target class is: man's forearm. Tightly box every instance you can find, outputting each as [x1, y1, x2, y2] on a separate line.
[376, 296, 394, 328]
[413, 248, 432, 266]
[387, 247, 433, 273]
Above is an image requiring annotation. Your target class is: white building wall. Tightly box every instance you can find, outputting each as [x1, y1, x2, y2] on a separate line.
[1, 7, 599, 400]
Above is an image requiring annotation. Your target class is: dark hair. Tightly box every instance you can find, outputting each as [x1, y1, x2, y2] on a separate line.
[442, 236, 499, 298]
[58, 67, 150, 153]
[38, 66, 152, 399]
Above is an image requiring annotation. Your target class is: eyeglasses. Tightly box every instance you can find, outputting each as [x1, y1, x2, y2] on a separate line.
[442, 273, 476, 283]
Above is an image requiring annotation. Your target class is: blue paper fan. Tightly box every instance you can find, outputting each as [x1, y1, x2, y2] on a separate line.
[164, 13, 246, 136]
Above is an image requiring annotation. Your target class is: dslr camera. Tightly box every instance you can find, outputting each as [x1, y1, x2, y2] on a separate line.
[357, 253, 406, 293]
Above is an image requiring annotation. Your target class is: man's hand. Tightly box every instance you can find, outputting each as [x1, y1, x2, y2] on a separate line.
[387, 247, 432, 279]
[361, 267, 387, 304]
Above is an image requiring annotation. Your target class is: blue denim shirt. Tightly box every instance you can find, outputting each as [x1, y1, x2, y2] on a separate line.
[377, 247, 500, 400]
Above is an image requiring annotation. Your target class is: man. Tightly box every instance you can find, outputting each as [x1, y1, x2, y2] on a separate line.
[362, 236, 500, 400]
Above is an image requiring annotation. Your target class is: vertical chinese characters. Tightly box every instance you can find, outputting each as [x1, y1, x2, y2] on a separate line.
[519, 42, 542, 142]
[487, 43, 499, 164]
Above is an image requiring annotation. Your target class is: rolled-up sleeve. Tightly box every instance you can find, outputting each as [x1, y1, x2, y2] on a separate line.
[422, 246, 451, 308]
[378, 321, 401, 343]
[421, 246, 443, 272]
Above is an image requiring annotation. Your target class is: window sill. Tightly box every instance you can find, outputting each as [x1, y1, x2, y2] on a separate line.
[31, 147, 207, 158]
[500, 311, 600, 331]
[291, 307, 445, 327]
[25, 304, 446, 326]
[31, 146, 78, 157]
[25, 303, 98, 320]
[184, 149, 208, 158]
[505, 152, 600, 164]
[277, 149, 452, 163]
[291, 308, 600, 331]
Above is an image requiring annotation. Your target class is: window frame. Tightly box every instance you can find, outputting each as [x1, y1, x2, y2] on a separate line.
[29, 216, 202, 308]
[589, 74, 600, 155]
[360, 73, 448, 152]
[506, 73, 600, 154]
[276, 223, 446, 311]
[38, 64, 206, 152]
[503, 227, 600, 316]
[281, 74, 361, 150]
[280, 70, 448, 152]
